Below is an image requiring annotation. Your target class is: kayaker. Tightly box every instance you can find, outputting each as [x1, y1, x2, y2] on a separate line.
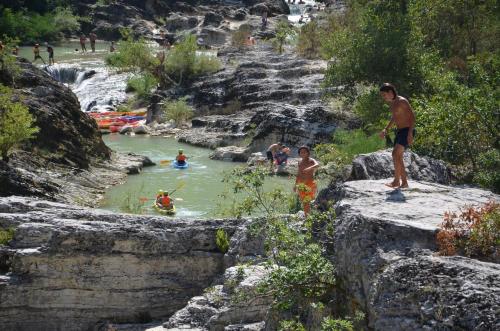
[156, 190, 173, 210]
[176, 149, 187, 166]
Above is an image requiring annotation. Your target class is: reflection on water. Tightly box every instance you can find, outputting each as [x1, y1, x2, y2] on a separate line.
[100, 135, 293, 218]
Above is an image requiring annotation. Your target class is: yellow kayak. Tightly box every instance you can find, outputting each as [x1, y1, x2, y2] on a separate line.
[153, 203, 176, 215]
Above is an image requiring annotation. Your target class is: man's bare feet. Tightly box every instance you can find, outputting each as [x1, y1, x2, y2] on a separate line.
[385, 181, 400, 188]
[400, 182, 409, 188]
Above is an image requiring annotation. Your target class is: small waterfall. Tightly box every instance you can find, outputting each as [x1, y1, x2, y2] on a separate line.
[44, 63, 129, 113]
[45, 65, 87, 84]
[287, 0, 319, 24]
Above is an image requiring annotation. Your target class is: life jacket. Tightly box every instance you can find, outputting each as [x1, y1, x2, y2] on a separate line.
[161, 195, 171, 207]
[177, 154, 186, 162]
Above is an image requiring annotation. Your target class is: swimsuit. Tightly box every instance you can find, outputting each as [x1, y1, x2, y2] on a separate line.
[296, 179, 317, 204]
[395, 127, 416, 148]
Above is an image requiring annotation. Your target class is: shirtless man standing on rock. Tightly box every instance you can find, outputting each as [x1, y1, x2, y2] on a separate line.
[379, 83, 416, 189]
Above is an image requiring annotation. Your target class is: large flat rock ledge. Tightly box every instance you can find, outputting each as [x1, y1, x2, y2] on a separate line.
[0, 197, 258, 331]
[331, 180, 499, 330]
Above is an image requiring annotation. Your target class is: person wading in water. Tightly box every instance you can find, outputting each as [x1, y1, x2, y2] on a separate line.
[379, 83, 416, 189]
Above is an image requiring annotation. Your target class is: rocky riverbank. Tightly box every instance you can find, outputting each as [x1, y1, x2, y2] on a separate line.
[0, 180, 497, 331]
[0, 59, 153, 206]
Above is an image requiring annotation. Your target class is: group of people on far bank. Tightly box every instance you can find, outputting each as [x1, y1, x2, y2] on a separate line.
[267, 82, 415, 216]
[9, 32, 117, 66]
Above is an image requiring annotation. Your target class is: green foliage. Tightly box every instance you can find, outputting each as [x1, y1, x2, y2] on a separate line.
[0, 84, 39, 161]
[105, 38, 157, 73]
[437, 201, 500, 260]
[218, 166, 294, 218]
[162, 97, 194, 126]
[215, 229, 230, 253]
[314, 129, 385, 177]
[0, 36, 21, 83]
[165, 34, 221, 85]
[126, 73, 158, 101]
[0, 227, 15, 245]
[318, 0, 499, 191]
[279, 319, 306, 331]
[473, 150, 500, 193]
[231, 25, 251, 49]
[352, 86, 389, 133]
[0, 7, 81, 43]
[321, 317, 353, 331]
[106, 35, 221, 88]
[272, 20, 297, 54]
[296, 20, 321, 59]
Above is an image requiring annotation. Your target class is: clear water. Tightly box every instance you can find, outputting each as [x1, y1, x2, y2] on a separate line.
[99, 135, 294, 218]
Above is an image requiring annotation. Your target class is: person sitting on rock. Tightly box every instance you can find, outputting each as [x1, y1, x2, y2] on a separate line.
[109, 41, 116, 52]
[275, 145, 290, 167]
[266, 142, 283, 170]
[298, 15, 305, 24]
[176, 149, 187, 165]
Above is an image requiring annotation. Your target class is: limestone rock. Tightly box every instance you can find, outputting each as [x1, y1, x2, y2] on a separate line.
[163, 265, 271, 330]
[0, 197, 256, 331]
[350, 149, 452, 185]
[209, 146, 250, 162]
[328, 180, 499, 330]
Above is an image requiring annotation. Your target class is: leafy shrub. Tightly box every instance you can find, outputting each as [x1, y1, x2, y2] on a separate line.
[215, 229, 230, 253]
[321, 317, 353, 331]
[272, 20, 296, 54]
[436, 201, 500, 260]
[0, 84, 39, 162]
[126, 73, 158, 101]
[473, 150, 500, 193]
[106, 35, 221, 87]
[231, 28, 251, 49]
[314, 129, 385, 168]
[0, 227, 15, 245]
[351, 86, 389, 133]
[162, 97, 194, 126]
[279, 319, 306, 331]
[0, 7, 81, 43]
[296, 20, 321, 59]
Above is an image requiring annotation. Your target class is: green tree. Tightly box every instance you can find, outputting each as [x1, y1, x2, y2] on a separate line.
[272, 20, 296, 54]
[0, 84, 39, 162]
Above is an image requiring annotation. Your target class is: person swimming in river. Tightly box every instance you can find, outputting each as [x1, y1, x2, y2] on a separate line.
[176, 149, 187, 165]
[294, 146, 319, 215]
[379, 83, 416, 189]
[156, 190, 173, 210]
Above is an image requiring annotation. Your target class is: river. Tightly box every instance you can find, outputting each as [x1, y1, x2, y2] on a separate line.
[17, 1, 323, 217]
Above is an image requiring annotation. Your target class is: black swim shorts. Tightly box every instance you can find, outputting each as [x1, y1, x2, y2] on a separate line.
[266, 150, 273, 161]
[395, 127, 416, 148]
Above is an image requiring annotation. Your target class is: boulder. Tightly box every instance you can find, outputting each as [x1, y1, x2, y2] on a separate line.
[163, 265, 271, 330]
[210, 146, 250, 162]
[203, 11, 225, 26]
[349, 149, 452, 184]
[0, 197, 255, 331]
[165, 13, 199, 32]
[326, 180, 499, 330]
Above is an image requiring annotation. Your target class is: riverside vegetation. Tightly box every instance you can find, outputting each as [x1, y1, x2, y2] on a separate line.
[219, 166, 363, 330]
[294, 0, 499, 192]
[0, 2, 82, 44]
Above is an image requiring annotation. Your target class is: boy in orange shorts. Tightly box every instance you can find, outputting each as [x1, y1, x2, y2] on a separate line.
[294, 146, 319, 215]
